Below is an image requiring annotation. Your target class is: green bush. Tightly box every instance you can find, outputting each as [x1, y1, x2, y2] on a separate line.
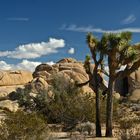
[9, 74, 97, 124]
[8, 74, 120, 126]
[9, 73, 120, 125]
[9, 87, 36, 110]
[0, 111, 49, 140]
[35, 74, 96, 124]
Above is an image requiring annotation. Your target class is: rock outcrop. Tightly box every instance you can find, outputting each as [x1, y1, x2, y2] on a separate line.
[0, 100, 19, 112]
[0, 70, 33, 96]
[0, 58, 95, 113]
[31, 58, 94, 96]
[128, 67, 140, 101]
[115, 44, 140, 101]
[0, 70, 33, 113]
[115, 67, 140, 101]
[0, 70, 32, 86]
[128, 44, 140, 101]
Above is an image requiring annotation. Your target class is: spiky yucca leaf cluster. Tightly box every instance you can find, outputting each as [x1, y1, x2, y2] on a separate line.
[100, 32, 137, 70]
[86, 32, 99, 52]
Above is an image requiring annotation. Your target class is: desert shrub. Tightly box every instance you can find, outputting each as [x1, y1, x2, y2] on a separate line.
[35, 74, 96, 124]
[0, 111, 49, 140]
[9, 87, 36, 110]
[117, 119, 140, 140]
[9, 73, 120, 126]
[8, 73, 120, 127]
[8, 74, 97, 124]
[47, 92, 96, 123]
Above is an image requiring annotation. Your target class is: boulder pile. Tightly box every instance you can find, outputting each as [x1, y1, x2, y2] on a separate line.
[30, 58, 94, 97]
[0, 58, 95, 113]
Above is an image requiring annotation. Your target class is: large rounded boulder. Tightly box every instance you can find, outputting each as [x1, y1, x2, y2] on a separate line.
[128, 67, 140, 101]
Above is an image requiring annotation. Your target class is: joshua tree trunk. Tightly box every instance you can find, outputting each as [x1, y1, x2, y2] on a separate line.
[84, 59, 102, 137]
[94, 67, 102, 137]
[105, 76, 115, 137]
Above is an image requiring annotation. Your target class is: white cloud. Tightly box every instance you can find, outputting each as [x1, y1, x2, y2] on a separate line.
[7, 17, 29, 21]
[15, 60, 41, 72]
[61, 24, 140, 33]
[0, 61, 12, 70]
[121, 14, 136, 25]
[46, 61, 55, 65]
[68, 47, 75, 54]
[0, 38, 65, 59]
[0, 51, 11, 57]
[0, 60, 55, 72]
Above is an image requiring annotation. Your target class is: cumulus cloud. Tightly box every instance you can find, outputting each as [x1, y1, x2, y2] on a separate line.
[0, 61, 12, 70]
[61, 24, 140, 33]
[68, 47, 75, 54]
[0, 38, 65, 59]
[0, 60, 55, 72]
[15, 60, 41, 72]
[121, 14, 136, 25]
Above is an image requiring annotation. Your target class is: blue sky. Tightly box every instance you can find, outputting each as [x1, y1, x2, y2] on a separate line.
[0, 0, 140, 71]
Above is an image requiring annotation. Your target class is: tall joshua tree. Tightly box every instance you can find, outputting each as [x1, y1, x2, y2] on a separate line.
[100, 32, 140, 137]
[85, 33, 104, 137]
[85, 32, 140, 137]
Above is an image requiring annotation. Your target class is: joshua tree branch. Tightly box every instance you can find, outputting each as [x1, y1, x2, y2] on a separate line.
[100, 69, 109, 77]
[117, 59, 140, 79]
[75, 80, 90, 87]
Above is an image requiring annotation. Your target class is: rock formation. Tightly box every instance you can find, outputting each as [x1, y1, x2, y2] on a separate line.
[115, 67, 140, 101]
[115, 44, 140, 101]
[0, 70, 32, 112]
[128, 67, 140, 101]
[31, 58, 94, 96]
[128, 44, 140, 101]
[0, 58, 96, 113]
[0, 70, 32, 86]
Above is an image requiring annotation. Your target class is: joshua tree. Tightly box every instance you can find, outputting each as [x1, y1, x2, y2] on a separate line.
[85, 33, 105, 137]
[85, 32, 140, 137]
[100, 32, 140, 137]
